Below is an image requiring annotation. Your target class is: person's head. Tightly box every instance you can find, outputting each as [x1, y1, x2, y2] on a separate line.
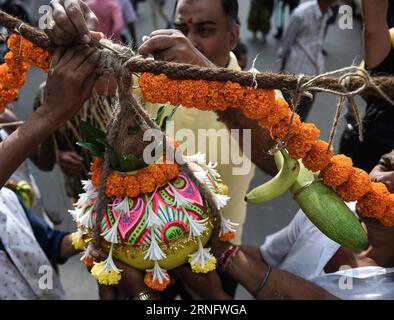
[233, 41, 248, 70]
[173, 0, 240, 67]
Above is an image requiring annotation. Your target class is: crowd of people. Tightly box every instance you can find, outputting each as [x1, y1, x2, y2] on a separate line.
[0, 0, 393, 300]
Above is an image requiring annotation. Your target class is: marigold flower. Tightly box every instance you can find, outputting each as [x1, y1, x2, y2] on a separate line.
[162, 162, 180, 181]
[242, 87, 276, 120]
[286, 123, 320, 160]
[356, 182, 390, 220]
[7, 34, 51, 71]
[71, 231, 86, 251]
[381, 194, 394, 227]
[91, 262, 122, 285]
[270, 112, 302, 141]
[258, 98, 291, 129]
[322, 154, 354, 187]
[218, 232, 236, 242]
[302, 140, 333, 172]
[136, 170, 156, 194]
[336, 168, 372, 202]
[148, 164, 168, 186]
[106, 173, 125, 198]
[90, 158, 103, 188]
[124, 175, 140, 198]
[144, 271, 170, 291]
[83, 256, 95, 268]
[222, 81, 245, 107]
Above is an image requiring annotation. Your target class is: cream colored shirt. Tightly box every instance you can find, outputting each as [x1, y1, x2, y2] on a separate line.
[135, 52, 255, 244]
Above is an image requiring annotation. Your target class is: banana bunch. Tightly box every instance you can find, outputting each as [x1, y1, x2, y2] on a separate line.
[245, 149, 368, 251]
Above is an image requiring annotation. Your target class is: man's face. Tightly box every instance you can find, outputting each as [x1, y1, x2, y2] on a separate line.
[174, 0, 239, 67]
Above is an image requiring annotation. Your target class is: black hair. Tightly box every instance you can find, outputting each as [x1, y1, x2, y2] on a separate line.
[172, 0, 239, 28]
[221, 0, 239, 27]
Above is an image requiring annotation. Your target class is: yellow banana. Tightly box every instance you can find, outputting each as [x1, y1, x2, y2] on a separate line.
[16, 181, 35, 208]
[245, 148, 300, 204]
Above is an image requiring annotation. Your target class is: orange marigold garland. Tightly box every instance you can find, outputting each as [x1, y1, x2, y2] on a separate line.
[356, 182, 390, 220]
[336, 168, 372, 202]
[7, 34, 51, 71]
[286, 123, 320, 160]
[91, 157, 180, 198]
[106, 172, 125, 198]
[322, 155, 354, 188]
[144, 270, 171, 291]
[258, 98, 291, 129]
[381, 194, 394, 227]
[270, 112, 302, 141]
[139, 72, 394, 226]
[0, 34, 51, 113]
[302, 140, 333, 172]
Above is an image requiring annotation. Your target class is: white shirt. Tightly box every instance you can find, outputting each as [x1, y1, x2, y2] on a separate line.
[260, 209, 394, 299]
[260, 210, 340, 280]
[278, 0, 333, 75]
[0, 188, 65, 299]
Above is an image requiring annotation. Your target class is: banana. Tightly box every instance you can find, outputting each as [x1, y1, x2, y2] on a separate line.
[245, 148, 300, 204]
[16, 181, 35, 208]
[291, 163, 368, 251]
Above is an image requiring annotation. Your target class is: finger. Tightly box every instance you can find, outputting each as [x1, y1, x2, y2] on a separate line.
[76, 49, 101, 79]
[67, 47, 97, 71]
[91, 249, 107, 262]
[66, 157, 84, 167]
[51, 2, 78, 39]
[153, 48, 178, 62]
[64, 0, 91, 43]
[82, 69, 102, 99]
[69, 153, 84, 162]
[80, 1, 99, 31]
[139, 35, 177, 57]
[90, 31, 104, 41]
[149, 29, 178, 37]
[55, 45, 88, 69]
[49, 47, 68, 67]
[44, 28, 72, 47]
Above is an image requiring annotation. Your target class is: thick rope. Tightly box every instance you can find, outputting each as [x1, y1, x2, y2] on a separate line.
[1, 9, 394, 102]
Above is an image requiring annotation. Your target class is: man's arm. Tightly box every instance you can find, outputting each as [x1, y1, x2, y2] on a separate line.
[0, 110, 56, 171]
[212, 241, 337, 300]
[217, 109, 277, 176]
[362, 0, 391, 69]
[0, 46, 101, 188]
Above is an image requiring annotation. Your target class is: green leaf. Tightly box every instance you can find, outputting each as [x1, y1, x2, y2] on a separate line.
[119, 154, 148, 172]
[155, 106, 166, 126]
[161, 107, 179, 132]
[76, 142, 103, 157]
[79, 121, 106, 144]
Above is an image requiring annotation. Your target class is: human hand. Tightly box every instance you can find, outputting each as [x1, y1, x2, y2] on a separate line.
[139, 29, 215, 67]
[370, 150, 394, 192]
[60, 234, 79, 259]
[58, 151, 84, 176]
[41, 45, 101, 126]
[172, 265, 230, 300]
[91, 249, 154, 300]
[45, 0, 99, 46]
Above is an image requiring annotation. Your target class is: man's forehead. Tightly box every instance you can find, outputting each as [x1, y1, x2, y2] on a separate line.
[175, 0, 224, 24]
